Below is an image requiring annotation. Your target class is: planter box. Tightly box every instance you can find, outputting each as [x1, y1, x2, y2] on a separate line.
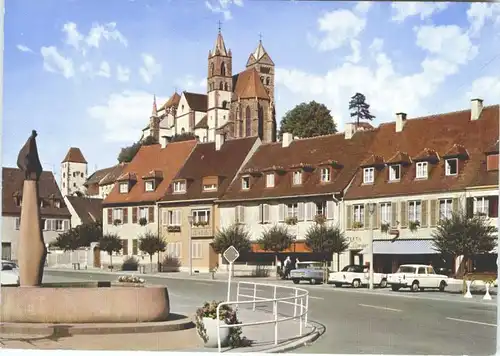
[201, 317, 230, 348]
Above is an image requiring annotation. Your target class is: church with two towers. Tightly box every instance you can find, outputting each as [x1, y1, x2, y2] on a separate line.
[142, 29, 277, 144]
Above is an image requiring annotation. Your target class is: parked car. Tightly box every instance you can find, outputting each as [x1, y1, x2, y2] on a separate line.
[1, 260, 20, 286]
[290, 261, 325, 284]
[387, 264, 448, 292]
[328, 264, 388, 288]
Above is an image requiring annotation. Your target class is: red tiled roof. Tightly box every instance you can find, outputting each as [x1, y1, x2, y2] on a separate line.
[2, 168, 71, 217]
[219, 131, 377, 201]
[361, 154, 385, 167]
[184, 92, 208, 112]
[194, 115, 208, 129]
[387, 151, 411, 164]
[98, 163, 128, 186]
[65, 196, 103, 224]
[161, 137, 259, 202]
[233, 68, 269, 100]
[443, 144, 469, 158]
[344, 105, 499, 199]
[161, 92, 181, 110]
[103, 141, 197, 205]
[62, 147, 87, 164]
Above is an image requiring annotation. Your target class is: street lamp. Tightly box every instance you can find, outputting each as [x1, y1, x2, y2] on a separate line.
[368, 202, 376, 290]
[187, 215, 193, 276]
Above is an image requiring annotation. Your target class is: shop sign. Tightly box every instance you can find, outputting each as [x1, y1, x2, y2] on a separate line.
[348, 236, 367, 250]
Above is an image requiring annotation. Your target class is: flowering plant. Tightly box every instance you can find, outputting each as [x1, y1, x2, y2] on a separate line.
[118, 275, 145, 284]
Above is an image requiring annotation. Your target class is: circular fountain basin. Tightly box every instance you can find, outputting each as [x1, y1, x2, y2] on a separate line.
[0, 282, 170, 323]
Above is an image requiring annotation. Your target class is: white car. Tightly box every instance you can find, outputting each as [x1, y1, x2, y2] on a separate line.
[1, 260, 20, 286]
[387, 264, 448, 292]
[328, 264, 388, 288]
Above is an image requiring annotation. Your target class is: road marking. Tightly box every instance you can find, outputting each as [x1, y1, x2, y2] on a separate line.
[359, 304, 402, 312]
[308, 296, 324, 300]
[446, 317, 497, 327]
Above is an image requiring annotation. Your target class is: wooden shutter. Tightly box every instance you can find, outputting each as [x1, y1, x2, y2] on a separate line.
[132, 207, 138, 224]
[177, 210, 182, 226]
[107, 209, 113, 224]
[346, 205, 352, 230]
[374, 203, 380, 229]
[400, 201, 408, 227]
[421, 200, 428, 227]
[122, 239, 129, 255]
[298, 202, 305, 221]
[391, 202, 398, 228]
[278, 204, 285, 222]
[46, 219, 52, 231]
[364, 204, 370, 228]
[258, 204, 263, 223]
[488, 196, 498, 218]
[430, 200, 438, 227]
[63, 220, 70, 231]
[123, 208, 128, 224]
[305, 202, 313, 221]
[326, 200, 334, 220]
[234, 206, 240, 223]
[263, 204, 270, 223]
[239, 206, 245, 223]
[466, 197, 474, 218]
[149, 207, 155, 223]
[132, 239, 138, 255]
[161, 210, 168, 225]
[452, 198, 459, 215]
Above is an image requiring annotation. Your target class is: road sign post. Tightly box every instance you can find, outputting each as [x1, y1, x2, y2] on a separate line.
[223, 246, 240, 302]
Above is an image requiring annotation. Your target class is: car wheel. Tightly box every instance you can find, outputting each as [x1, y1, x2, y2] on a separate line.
[310, 279, 317, 285]
[334, 283, 342, 288]
[292, 279, 300, 284]
[352, 279, 361, 288]
[411, 281, 420, 292]
[391, 285, 400, 291]
[379, 279, 388, 288]
[439, 280, 446, 292]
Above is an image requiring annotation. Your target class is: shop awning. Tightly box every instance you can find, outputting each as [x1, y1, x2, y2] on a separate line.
[360, 239, 439, 255]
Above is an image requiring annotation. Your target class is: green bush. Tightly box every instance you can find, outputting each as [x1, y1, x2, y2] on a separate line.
[122, 256, 139, 271]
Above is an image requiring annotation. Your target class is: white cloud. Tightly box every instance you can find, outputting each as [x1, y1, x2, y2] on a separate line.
[61, 21, 128, 54]
[139, 54, 162, 83]
[345, 40, 361, 63]
[62, 22, 85, 51]
[353, 2, 373, 14]
[467, 76, 500, 104]
[88, 91, 167, 142]
[391, 3, 449, 23]
[40, 46, 75, 78]
[174, 75, 205, 91]
[80, 62, 93, 74]
[97, 61, 111, 78]
[466, 3, 500, 37]
[16, 44, 33, 53]
[310, 9, 366, 52]
[205, 0, 243, 21]
[117, 65, 130, 82]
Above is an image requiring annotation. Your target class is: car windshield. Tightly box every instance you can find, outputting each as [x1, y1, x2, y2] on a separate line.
[297, 262, 322, 269]
[426, 267, 436, 274]
[341, 265, 364, 272]
[397, 266, 416, 273]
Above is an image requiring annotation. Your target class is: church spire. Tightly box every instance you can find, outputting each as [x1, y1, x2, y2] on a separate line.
[151, 95, 158, 117]
[253, 34, 268, 61]
[211, 21, 228, 57]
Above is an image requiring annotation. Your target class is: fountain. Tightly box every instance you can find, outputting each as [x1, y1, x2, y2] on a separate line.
[1, 131, 188, 334]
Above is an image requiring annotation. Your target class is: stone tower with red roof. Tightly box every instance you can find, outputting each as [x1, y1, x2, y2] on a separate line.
[60, 147, 88, 196]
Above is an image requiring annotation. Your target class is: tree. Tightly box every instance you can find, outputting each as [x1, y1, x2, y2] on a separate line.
[348, 92, 375, 127]
[139, 232, 167, 272]
[50, 221, 102, 251]
[212, 224, 252, 260]
[50, 229, 80, 252]
[99, 233, 123, 268]
[305, 224, 349, 271]
[257, 225, 295, 262]
[278, 101, 337, 139]
[169, 132, 197, 143]
[117, 135, 158, 163]
[432, 210, 497, 277]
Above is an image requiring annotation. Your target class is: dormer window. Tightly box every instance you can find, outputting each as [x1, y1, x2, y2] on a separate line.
[266, 173, 275, 188]
[389, 165, 401, 181]
[363, 167, 374, 184]
[445, 158, 458, 176]
[173, 180, 186, 193]
[119, 182, 129, 193]
[145, 180, 155, 192]
[241, 176, 250, 190]
[292, 171, 302, 185]
[203, 183, 217, 191]
[321, 168, 331, 182]
[416, 162, 428, 179]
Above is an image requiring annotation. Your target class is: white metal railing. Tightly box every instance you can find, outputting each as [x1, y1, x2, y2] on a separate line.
[215, 281, 309, 352]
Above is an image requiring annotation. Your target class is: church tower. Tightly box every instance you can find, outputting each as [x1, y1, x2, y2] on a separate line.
[246, 38, 275, 103]
[61, 147, 88, 196]
[207, 28, 232, 142]
[149, 95, 160, 142]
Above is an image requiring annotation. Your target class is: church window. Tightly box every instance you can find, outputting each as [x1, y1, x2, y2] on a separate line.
[221, 62, 226, 76]
[266, 77, 270, 85]
[260, 76, 264, 83]
[211, 63, 215, 76]
[181, 128, 185, 134]
[245, 106, 251, 137]
[222, 100, 228, 109]
[224, 83, 228, 91]
[219, 82, 223, 90]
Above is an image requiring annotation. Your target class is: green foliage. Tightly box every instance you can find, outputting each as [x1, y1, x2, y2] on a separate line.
[122, 256, 139, 271]
[139, 232, 167, 258]
[278, 101, 337, 140]
[162, 255, 181, 272]
[50, 221, 102, 251]
[99, 233, 123, 256]
[142, 135, 158, 145]
[117, 135, 158, 163]
[432, 210, 497, 260]
[211, 224, 252, 255]
[169, 132, 197, 143]
[258, 225, 295, 253]
[348, 92, 375, 126]
[305, 224, 349, 257]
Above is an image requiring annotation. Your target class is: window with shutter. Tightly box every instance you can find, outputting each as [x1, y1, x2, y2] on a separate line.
[346, 205, 353, 230]
[421, 200, 428, 227]
[430, 200, 438, 226]
[162, 210, 168, 225]
[239, 206, 245, 223]
[123, 208, 128, 224]
[452, 198, 459, 215]
[363, 204, 370, 228]
[122, 240, 129, 255]
[305, 202, 313, 221]
[278, 204, 285, 222]
[107, 209, 113, 224]
[149, 207, 155, 223]
[401, 202, 409, 227]
[373, 203, 379, 228]
[63, 220, 70, 231]
[298, 202, 305, 221]
[391, 202, 398, 227]
[263, 204, 270, 223]
[132, 239, 138, 255]
[258, 204, 263, 223]
[488, 196, 498, 217]
[326, 200, 334, 220]
[132, 207, 138, 224]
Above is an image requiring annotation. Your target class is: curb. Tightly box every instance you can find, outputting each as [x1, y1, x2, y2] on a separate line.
[258, 325, 322, 353]
[0, 314, 195, 336]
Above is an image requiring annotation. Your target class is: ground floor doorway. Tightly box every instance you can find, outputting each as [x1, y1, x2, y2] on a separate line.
[349, 250, 363, 266]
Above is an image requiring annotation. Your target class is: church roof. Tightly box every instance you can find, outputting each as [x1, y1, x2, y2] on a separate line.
[62, 147, 87, 164]
[233, 68, 269, 100]
[183, 92, 208, 112]
[161, 92, 181, 110]
[211, 31, 228, 57]
[253, 40, 267, 61]
[194, 115, 208, 129]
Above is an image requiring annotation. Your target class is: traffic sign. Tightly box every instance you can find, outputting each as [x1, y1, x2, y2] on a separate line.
[223, 245, 240, 264]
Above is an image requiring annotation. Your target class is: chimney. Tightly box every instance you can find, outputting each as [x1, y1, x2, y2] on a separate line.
[395, 113, 407, 132]
[160, 136, 168, 149]
[282, 132, 293, 147]
[344, 123, 356, 140]
[471, 98, 483, 121]
[215, 133, 225, 151]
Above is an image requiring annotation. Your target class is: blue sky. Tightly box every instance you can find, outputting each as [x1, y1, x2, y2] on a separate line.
[2, 0, 500, 183]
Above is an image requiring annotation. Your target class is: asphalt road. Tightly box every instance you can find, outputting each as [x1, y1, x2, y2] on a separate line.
[41, 270, 497, 355]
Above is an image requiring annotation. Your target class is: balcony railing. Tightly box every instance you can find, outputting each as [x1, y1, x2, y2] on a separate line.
[191, 225, 213, 237]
